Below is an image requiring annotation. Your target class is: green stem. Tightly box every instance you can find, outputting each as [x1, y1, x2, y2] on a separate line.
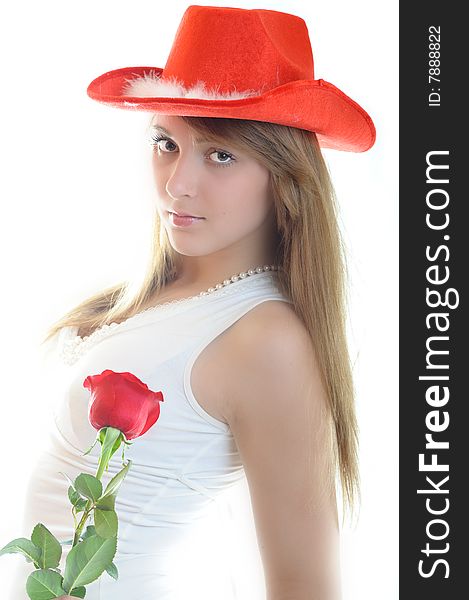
[71, 427, 122, 547]
[72, 501, 94, 547]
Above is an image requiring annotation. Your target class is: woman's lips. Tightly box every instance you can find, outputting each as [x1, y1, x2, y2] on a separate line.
[167, 211, 205, 227]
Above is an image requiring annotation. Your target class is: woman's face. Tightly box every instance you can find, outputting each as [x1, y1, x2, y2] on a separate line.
[149, 114, 276, 260]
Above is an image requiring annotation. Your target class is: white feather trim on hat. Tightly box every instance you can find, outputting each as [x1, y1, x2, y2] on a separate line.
[122, 70, 261, 101]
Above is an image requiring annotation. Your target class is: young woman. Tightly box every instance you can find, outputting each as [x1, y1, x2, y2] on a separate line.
[9, 5, 375, 600]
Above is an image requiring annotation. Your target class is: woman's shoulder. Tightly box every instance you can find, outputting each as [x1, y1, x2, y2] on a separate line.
[218, 299, 315, 389]
[218, 297, 322, 425]
[230, 298, 311, 353]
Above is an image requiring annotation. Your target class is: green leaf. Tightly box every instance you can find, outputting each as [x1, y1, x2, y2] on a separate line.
[62, 534, 117, 592]
[67, 487, 88, 512]
[69, 586, 86, 598]
[68, 486, 83, 506]
[105, 560, 119, 580]
[94, 509, 118, 539]
[74, 498, 89, 512]
[31, 524, 62, 570]
[25, 568, 64, 600]
[74, 473, 102, 502]
[81, 525, 97, 541]
[95, 493, 116, 511]
[101, 460, 132, 499]
[0, 537, 41, 564]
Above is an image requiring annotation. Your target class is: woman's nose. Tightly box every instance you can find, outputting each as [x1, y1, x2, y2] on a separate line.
[165, 151, 199, 199]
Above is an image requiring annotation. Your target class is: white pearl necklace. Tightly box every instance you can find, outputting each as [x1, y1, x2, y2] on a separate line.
[59, 264, 280, 366]
[195, 264, 279, 296]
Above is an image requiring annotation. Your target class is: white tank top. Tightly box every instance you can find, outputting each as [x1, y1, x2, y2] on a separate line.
[8, 270, 293, 600]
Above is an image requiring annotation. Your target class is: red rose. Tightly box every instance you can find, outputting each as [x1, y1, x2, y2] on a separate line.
[83, 369, 164, 440]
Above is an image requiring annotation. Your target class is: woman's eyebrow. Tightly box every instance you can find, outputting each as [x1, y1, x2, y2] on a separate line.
[149, 124, 216, 145]
[149, 124, 172, 136]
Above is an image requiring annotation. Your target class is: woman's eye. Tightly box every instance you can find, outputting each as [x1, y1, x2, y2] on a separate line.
[150, 135, 177, 152]
[208, 150, 234, 165]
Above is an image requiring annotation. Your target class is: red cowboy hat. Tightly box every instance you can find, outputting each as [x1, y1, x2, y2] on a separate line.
[86, 5, 376, 153]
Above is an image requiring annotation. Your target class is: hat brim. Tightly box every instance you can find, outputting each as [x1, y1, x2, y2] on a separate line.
[87, 66, 376, 153]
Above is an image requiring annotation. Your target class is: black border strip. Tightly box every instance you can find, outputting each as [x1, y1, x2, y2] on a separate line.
[400, 5, 467, 597]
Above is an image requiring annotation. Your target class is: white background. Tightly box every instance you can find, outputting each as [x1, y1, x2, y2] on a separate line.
[0, 1, 398, 598]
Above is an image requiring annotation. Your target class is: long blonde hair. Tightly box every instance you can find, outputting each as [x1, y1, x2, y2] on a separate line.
[42, 116, 360, 520]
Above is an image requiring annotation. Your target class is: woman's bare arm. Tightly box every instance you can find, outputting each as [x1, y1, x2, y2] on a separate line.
[222, 302, 342, 600]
